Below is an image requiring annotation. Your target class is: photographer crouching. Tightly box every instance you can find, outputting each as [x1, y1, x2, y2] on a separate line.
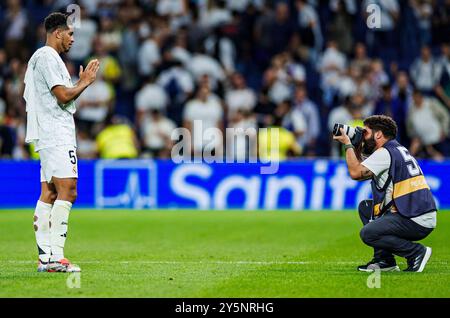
[332, 115, 437, 272]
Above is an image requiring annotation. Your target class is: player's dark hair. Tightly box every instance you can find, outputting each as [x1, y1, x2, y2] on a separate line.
[363, 115, 398, 140]
[44, 12, 70, 33]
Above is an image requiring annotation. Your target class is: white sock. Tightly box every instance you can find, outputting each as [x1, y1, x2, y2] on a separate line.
[49, 200, 72, 262]
[34, 200, 52, 263]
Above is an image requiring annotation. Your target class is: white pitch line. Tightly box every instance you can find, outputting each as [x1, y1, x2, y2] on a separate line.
[3, 260, 449, 265]
[120, 261, 314, 265]
[3, 260, 347, 265]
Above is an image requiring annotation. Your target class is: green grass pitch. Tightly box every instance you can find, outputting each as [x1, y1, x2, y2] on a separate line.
[0, 210, 449, 298]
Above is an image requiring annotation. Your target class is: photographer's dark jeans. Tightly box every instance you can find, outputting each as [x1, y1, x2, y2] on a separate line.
[358, 200, 433, 260]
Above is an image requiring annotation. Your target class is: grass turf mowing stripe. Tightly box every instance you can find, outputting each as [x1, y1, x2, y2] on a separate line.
[0, 210, 448, 297]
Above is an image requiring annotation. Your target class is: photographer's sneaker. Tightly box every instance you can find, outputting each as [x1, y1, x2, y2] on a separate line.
[358, 258, 400, 272]
[47, 258, 81, 273]
[404, 247, 432, 272]
[37, 259, 48, 272]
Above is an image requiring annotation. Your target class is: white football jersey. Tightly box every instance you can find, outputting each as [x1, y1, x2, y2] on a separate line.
[24, 46, 77, 151]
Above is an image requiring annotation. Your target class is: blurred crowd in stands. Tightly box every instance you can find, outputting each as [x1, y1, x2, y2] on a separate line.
[0, 0, 450, 160]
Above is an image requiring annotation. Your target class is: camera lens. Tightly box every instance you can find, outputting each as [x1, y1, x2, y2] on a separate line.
[333, 123, 343, 136]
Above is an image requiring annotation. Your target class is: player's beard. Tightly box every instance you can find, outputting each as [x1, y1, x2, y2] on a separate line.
[362, 135, 376, 155]
[63, 42, 72, 53]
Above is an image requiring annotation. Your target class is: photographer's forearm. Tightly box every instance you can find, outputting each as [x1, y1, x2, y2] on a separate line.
[345, 147, 359, 174]
[345, 147, 372, 180]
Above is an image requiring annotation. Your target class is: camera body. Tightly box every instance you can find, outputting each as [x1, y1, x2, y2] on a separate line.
[333, 123, 365, 147]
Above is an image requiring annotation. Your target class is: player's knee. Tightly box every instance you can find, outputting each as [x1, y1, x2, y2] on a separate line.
[67, 188, 78, 203]
[50, 192, 57, 202]
[59, 185, 77, 203]
[41, 191, 57, 204]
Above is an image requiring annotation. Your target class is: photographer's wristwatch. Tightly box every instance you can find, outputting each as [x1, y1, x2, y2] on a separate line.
[344, 144, 355, 151]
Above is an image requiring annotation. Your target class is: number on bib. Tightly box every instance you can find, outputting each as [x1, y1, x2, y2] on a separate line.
[397, 146, 421, 177]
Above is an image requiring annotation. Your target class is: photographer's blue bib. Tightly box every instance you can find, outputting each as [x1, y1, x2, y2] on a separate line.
[371, 140, 437, 219]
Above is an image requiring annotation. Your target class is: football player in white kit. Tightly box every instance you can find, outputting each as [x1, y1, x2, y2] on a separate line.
[23, 12, 99, 272]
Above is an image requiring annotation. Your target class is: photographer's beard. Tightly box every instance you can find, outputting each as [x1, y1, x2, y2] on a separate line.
[362, 135, 377, 155]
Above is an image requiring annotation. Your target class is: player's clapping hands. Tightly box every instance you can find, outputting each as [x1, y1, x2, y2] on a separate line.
[79, 59, 100, 86]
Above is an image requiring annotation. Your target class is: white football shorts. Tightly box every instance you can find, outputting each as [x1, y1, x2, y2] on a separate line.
[39, 145, 78, 183]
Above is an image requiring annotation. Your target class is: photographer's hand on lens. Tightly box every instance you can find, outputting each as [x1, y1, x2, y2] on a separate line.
[333, 128, 351, 145]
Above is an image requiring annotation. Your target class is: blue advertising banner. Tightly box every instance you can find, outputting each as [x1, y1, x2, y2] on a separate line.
[0, 160, 448, 210]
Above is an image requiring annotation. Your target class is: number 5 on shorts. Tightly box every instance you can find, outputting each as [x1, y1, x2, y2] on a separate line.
[69, 150, 77, 164]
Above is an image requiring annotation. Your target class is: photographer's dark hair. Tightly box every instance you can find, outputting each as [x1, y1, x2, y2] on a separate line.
[44, 12, 69, 33]
[363, 115, 398, 140]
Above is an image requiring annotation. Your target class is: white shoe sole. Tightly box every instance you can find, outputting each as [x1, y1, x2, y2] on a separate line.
[47, 265, 81, 273]
[358, 265, 400, 272]
[417, 247, 432, 273]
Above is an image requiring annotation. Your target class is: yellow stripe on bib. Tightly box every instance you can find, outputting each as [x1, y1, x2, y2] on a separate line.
[393, 175, 430, 199]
